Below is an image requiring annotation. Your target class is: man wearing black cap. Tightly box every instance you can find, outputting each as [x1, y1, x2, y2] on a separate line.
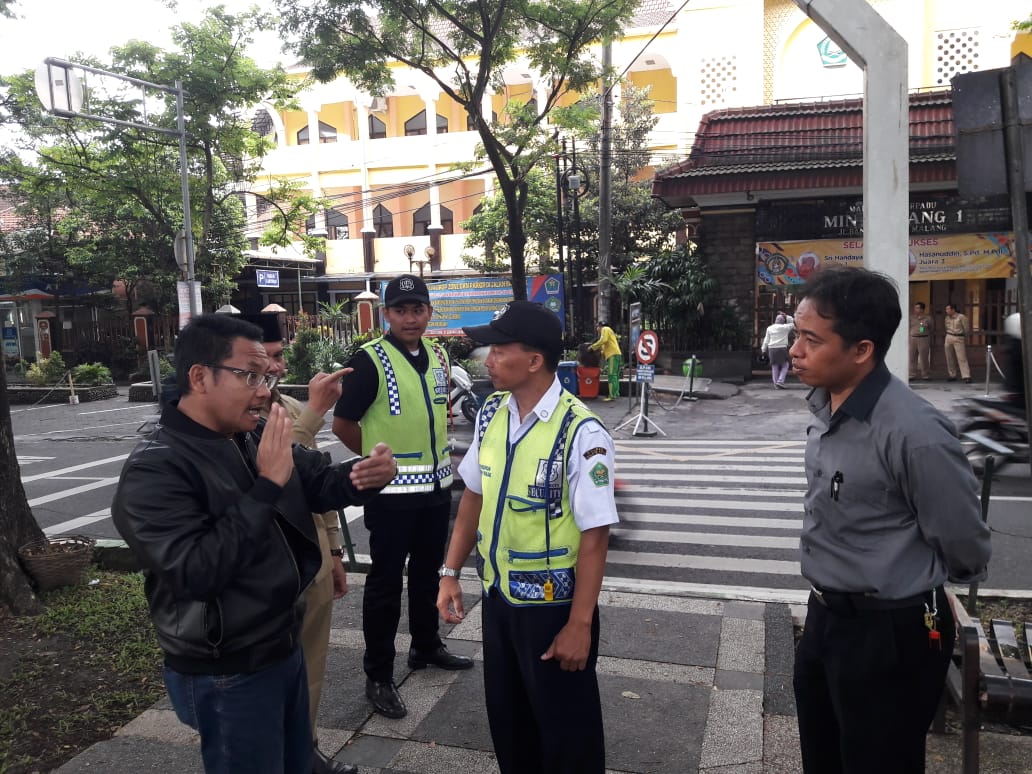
[436, 301, 619, 774]
[247, 313, 358, 774]
[332, 274, 472, 720]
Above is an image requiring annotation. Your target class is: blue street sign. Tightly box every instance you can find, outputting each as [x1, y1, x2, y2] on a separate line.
[256, 269, 280, 288]
[635, 365, 655, 382]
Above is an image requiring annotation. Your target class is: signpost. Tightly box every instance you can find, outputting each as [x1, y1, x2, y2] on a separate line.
[616, 329, 666, 438]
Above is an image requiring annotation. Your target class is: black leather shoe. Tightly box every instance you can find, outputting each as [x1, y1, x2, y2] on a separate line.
[366, 678, 407, 718]
[407, 645, 474, 671]
[313, 747, 358, 774]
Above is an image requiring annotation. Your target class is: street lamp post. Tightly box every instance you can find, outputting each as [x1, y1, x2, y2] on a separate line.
[35, 58, 199, 321]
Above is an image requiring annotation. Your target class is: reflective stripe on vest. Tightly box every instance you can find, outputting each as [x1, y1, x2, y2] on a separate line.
[361, 338, 452, 494]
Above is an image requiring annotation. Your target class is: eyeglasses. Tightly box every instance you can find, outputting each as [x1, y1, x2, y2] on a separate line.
[206, 364, 279, 390]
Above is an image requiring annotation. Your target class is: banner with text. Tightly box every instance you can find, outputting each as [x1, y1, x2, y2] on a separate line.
[384, 274, 566, 336]
[756, 232, 1018, 285]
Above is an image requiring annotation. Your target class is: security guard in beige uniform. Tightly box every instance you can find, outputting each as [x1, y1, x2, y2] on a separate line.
[908, 302, 933, 380]
[943, 302, 971, 382]
[246, 314, 357, 774]
[437, 301, 618, 774]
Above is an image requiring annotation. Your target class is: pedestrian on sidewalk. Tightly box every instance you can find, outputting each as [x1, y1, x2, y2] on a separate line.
[250, 313, 358, 774]
[332, 274, 472, 722]
[590, 320, 622, 401]
[788, 267, 991, 774]
[760, 312, 794, 388]
[112, 313, 396, 774]
[438, 301, 619, 774]
[908, 302, 933, 380]
[944, 302, 972, 383]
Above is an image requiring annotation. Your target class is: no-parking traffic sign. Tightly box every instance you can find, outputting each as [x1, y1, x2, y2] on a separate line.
[635, 330, 659, 364]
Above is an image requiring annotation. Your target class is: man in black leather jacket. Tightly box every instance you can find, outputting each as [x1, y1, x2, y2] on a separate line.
[113, 313, 396, 774]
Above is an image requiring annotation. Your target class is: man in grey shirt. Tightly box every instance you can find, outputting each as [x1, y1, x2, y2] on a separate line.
[789, 266, 990, 774]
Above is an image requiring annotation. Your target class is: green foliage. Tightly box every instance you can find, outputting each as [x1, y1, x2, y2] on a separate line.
[340, 329, 382, 367]
[284, 323, 349, 383]
[25, 351, 67, 386]
[438, 335, 479, 363]
[0, 6, 300, 314]
[276, 0, 638, 299]
[624, 244, 748, 351]
[71, 363, 114, 387]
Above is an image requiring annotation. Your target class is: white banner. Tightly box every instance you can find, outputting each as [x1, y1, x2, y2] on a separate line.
[177, 281, 203, 329]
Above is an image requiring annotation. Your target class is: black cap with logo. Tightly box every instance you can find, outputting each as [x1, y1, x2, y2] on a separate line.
[383, 274, 431, 307]
[462, 301, 563, 358]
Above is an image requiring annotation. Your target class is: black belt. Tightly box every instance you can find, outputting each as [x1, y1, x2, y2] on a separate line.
[810, 585, 936, 613]
[946, 333, 965, 337]
[912, 335, 928, 338]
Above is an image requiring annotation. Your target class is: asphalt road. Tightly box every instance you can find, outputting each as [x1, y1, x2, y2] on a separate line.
[12, 380, 1032, 597]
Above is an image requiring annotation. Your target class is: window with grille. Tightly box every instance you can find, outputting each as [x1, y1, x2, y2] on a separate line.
[935, 28, 980, 86]
[369, 115, 387, 139]
[698, 55, 738, 107]
[413, 203, 454, 235]
[373, 204, 393, 238]
[404, 111, 449, 136]
[326, 208, 349, 240]
[297, 121, 338, 145]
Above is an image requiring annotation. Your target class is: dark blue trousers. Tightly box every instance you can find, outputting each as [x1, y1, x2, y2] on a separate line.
[163, 646, 312, 774]
[481, 589, 605, 774]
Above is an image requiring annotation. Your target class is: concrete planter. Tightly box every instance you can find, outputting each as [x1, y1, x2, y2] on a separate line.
[6, 384, 119, 404]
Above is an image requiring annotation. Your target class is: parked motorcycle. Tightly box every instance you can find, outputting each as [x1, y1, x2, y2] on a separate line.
[958, 395, 1029, 475]
[450, 363, 481, 423]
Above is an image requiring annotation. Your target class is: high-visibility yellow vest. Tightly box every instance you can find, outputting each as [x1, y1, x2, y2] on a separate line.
[475, 391, 599, 605]
[360, 338, 452, 494]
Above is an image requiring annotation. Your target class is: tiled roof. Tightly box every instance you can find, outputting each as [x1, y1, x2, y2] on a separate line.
[0, 192, 23, 232]
[653, 90, 957, 201]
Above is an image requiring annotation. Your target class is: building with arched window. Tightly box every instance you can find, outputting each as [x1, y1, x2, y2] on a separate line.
[236, 0, 1023, 322]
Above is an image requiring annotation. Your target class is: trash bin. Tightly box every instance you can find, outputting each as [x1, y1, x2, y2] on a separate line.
[558, 360, 578, 395]
[682, 357, 703, 378]
[576, 366, 601, 399]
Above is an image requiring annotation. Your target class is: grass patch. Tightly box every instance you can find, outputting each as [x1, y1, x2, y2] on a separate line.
[0, 569, 163, 773]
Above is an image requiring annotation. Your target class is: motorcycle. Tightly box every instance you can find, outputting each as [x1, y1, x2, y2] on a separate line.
[957, 395, 1029, 475]
[450, 363, 481, 423]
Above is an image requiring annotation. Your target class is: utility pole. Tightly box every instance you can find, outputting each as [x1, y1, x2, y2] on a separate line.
[598, 40, 613, 326]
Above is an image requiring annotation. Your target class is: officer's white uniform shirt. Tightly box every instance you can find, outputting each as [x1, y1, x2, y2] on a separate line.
[457, 376, 619, 532]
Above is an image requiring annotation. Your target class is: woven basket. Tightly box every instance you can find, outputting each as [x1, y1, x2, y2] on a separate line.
[18, 535, 95, 591]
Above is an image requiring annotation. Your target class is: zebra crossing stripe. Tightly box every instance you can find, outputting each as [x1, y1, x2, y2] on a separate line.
[612, 513, 802, 530]
[606, 549, 800, 576]
[610, 528, 799, 549]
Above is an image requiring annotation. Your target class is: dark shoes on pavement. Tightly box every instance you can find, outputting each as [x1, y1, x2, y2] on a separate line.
[366, 678, 407, 719]
[407, 645, 474, 671]
[313, 746, 358, 774]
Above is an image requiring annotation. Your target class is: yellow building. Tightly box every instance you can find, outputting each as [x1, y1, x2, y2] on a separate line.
[239, 0, 1021, 314]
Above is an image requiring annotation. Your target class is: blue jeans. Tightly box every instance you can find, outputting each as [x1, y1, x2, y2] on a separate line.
[163, 646, 313, 774]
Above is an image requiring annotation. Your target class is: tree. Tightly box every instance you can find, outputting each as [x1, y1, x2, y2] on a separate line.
[275, 0, 638, 299]
[0, 6, 299, 313]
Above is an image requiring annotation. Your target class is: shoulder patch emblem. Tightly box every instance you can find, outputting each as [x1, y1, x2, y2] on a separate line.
[589, 462, 610, 487]
[583, 446, 607, 460]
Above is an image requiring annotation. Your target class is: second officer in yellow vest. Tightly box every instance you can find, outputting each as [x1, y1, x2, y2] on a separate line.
[437, 301, 619, 774]
[332, 274, 472, 721]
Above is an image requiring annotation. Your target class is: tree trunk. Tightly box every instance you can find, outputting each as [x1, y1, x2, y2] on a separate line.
[499, 178, 528, 301]
[0, 365, 44, 616]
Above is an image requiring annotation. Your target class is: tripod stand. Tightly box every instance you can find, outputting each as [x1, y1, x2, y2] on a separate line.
[615, 379, 667, 437]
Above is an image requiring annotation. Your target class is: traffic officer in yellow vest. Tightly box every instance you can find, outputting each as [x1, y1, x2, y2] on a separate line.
[437, 301, 619, 774]
[332, 274, 472, 721]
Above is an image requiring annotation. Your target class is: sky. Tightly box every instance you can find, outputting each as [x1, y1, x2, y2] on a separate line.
[0, 0, 286, 78]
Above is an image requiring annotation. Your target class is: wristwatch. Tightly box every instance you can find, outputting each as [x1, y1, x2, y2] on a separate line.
[439, 565, 461, 579]
[329, 548, 345, 558]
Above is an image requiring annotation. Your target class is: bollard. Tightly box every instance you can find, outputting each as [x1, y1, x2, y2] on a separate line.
[68, 372, 79, 405]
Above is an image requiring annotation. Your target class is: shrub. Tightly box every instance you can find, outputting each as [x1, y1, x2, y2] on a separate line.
[72, 362, 114, 386]
[25, 351, 68, 386]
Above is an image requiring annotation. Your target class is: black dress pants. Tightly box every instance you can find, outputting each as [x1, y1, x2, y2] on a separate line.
[481, 589, 605, 774]
[793, 589, 954, 774]
[362, 500, 449, 682]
